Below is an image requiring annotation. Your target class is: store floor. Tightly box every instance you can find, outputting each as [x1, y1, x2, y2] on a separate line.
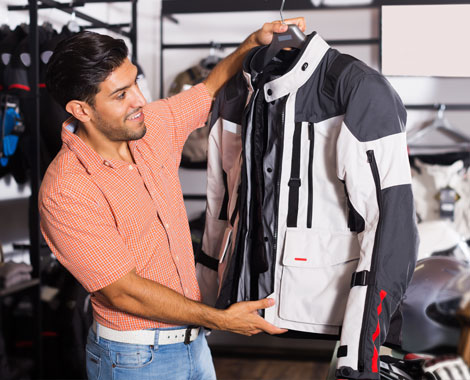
[207, 331, 334, 379]
[213, 356, 330, 380]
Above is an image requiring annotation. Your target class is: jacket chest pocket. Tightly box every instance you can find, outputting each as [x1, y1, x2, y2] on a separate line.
[286, 120, 350, 232]
[278, 227, 360, 326]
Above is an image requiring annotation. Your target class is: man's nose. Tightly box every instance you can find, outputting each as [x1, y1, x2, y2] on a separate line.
[132, 85, 147, 108]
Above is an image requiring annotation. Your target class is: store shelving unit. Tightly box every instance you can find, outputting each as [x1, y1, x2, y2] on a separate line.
[2, 1, 138, 377]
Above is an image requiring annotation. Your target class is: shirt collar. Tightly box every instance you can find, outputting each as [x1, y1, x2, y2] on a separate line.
[61, 117, 139, 174]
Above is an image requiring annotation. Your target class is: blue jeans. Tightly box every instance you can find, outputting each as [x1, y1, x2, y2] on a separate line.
[86, 326, 216, 380]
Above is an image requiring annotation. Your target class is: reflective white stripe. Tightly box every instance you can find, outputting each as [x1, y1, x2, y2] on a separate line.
[222, 120, 241, 135]
[93, 322, 199, 345]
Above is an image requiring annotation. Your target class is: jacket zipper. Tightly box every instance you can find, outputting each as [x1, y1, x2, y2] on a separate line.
[358, 150, 383, 372]
[307, 122, 314, 228]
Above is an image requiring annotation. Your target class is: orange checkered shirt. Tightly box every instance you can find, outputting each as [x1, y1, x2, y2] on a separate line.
[39, 84, 212, 330]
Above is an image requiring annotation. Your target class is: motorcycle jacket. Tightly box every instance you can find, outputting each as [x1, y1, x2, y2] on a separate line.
[196, 33, 419, 379]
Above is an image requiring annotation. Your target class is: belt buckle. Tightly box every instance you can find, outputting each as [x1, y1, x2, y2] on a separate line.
[184, 327, 192, 345]
[184, 326, 198, 345]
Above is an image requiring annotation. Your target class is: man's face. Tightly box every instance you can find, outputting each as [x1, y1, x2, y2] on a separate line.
[89, 58, 147, 142]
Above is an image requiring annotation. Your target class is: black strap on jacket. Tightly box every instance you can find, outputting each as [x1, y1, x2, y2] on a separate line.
[337, 345, 348, 358]
[196, 250, 219, 272]
[287, 122, 302, 228]
[218, 171, 229, 221]
[350, 270, 373, 288]
[322, 54, 358, 99]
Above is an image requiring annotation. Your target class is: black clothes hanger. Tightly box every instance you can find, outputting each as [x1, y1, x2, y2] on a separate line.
[262, 0, 306, 67]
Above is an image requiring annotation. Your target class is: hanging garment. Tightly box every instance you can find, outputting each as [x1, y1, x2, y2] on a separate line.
[0, 25, 54, 182]
[0, 94, 24, 167]
[0, 25, 11, 92]
[416, 220, 470, 261]
[196, 33, 419, 380]
[3, 26, 31, 93]
[39, 27, 73, 165]
[0, 261, 32, 288]
[410, 152, 470, 169]
[0, 25, 28, 92]
[411, 158, 470, 240]
[168, 60, 219, 168]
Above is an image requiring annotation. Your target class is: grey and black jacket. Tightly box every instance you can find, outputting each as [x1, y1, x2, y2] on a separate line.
[196, 33, 419, 380]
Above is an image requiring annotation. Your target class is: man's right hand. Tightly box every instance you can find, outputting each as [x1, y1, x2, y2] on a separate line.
[99, 269, 287, 336]
[219, 298, 288, 336]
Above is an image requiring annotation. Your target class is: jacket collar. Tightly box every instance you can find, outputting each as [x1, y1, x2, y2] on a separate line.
[243, 33, 330, 102]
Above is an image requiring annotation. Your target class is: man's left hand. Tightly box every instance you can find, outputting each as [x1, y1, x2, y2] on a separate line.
[252, 17, 307, 46]
[203, 17, 306, 97]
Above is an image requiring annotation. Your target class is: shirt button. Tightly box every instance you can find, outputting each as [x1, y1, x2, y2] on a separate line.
[165, 223, 170, 229]
[267, 89, 273, 96]
[302, 62, 309, 71]
[128, 165, 133, 170]
[175, 255, 179, 262]
[104, 161, 110, 166]
[184, 288, 189, 294]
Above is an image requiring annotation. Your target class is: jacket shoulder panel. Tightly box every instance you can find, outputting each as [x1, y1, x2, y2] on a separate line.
[339, 62, 407, 142]
[210, 71, 248, 128]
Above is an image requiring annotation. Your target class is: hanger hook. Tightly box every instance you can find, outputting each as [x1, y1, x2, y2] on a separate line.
[438, 104, 446, 119]
[209, 41, 216, 57]
[280, 0, 285, 24]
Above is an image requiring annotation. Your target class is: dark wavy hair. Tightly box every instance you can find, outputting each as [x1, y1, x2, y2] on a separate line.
[45, 31, 128, 109]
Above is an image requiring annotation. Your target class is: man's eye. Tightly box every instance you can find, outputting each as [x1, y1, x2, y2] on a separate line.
[117, 92, 126, 100]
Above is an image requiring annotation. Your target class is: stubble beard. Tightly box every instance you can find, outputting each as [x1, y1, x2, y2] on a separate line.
[93, 109, 146, 142]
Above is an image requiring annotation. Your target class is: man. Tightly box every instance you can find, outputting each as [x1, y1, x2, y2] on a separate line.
[39, 18, 305, 380]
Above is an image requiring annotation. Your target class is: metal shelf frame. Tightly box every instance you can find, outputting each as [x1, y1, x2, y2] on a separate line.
[4, 1, 138, 377]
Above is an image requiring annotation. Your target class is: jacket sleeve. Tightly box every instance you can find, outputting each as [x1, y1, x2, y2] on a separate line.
[195, 92, 229, 306]
[334, 70, 419, 379]
[195, 75, 247, 306]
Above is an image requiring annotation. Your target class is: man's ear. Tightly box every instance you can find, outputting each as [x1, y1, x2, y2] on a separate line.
[65, 100, 93, 123]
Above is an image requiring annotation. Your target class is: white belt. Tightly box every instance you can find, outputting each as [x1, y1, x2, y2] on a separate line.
[92, 321, 200, 346]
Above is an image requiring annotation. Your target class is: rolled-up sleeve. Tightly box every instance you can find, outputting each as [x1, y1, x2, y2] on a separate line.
[40, 184, 135, 293]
